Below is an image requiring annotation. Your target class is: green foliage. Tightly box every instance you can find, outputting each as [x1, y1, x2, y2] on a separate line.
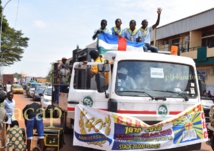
[13, 72, 22, 79]
[0, 2, 29, 66]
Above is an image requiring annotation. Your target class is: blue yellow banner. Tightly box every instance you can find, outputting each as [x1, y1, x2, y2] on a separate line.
[73, 103, 208, 150]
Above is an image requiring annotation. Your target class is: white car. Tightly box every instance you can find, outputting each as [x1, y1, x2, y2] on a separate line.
[41, 86, 52, 109]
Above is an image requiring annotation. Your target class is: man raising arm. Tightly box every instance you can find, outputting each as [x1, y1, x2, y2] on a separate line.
[139, 8, 162, 53]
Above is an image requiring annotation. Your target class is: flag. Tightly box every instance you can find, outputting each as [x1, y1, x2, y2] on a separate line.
[98, 33, 144, 55]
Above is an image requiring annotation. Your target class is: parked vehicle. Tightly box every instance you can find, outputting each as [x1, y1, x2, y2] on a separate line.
[20, 81, 27, 90]
[40, 86, 52, 109]
[26, 82, 43, 98]
[32, 86, 45, 101]
[201, 96, 214, 123]
[11, 84, 24, 94]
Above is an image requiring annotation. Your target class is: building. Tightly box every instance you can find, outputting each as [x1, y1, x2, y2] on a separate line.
[154, 8, 214, 94]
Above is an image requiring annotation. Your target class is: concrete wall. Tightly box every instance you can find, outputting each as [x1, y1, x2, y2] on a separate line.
[190, 30, 202, 49]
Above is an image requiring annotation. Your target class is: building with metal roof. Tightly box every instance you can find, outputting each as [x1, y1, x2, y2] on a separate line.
[155, 8, 214, 93]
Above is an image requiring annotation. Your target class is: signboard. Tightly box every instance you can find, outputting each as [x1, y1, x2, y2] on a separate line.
[73, 103, 208, 150]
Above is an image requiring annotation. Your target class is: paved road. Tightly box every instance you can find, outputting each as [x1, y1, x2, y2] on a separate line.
[13, 93, 213, 151]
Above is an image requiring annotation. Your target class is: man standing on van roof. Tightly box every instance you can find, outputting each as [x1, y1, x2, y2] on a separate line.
[111, 18, 124, 37]
[92, 19, 111, 40]
[124, 20, 141, 42]
[139, 8, 162, 53]
[92, 19, 112, 54]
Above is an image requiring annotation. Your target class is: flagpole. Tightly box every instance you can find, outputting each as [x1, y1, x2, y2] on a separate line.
[153, 28, 156, 47]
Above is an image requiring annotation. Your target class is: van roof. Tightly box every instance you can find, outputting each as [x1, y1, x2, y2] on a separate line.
[104, 51, 195, 66]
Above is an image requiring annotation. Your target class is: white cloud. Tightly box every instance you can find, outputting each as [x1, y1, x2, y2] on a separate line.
[33, 20, 46, 29]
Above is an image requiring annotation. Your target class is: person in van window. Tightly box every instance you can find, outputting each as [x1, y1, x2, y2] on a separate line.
[117, 67, 137, 91]
[84, 50, 108, 85]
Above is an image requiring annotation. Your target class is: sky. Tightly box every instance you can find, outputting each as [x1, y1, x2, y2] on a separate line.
[2, 0, 214, 77]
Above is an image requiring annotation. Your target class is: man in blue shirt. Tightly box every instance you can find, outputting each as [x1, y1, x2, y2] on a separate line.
[111, 18, 124, 37]
[139, 8, 162, 53]
[124, 20, 141, 42]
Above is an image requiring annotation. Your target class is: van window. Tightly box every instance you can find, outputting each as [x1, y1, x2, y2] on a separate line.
[116, 61, 197, 99]
[73, 64, 97, 90]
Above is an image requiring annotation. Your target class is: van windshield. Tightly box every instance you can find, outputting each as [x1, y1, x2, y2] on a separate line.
[115, 61, 198, 98]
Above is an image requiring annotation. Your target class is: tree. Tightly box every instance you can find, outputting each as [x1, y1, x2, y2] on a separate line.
[46, 63, 54, 82]
[13, 72, 22, 79]
[0, 1, 29, 66]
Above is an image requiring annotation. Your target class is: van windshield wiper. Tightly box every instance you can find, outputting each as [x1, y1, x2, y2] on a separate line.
[119, 90, 165, 100]
[153, 90, 189, 101]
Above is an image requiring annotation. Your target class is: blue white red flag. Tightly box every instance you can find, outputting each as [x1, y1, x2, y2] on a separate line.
[98, 33, 144, 55]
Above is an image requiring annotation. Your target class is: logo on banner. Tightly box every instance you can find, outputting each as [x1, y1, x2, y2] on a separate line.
[83, 96, 93, 107]
[158, 104, 168, 116]
[76, 108, 112, 147]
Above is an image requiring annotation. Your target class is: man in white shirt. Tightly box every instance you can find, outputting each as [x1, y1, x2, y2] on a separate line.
[6, 81, 12, 93]
[139, 8, 162, 53]
[4, 91, 15, 129]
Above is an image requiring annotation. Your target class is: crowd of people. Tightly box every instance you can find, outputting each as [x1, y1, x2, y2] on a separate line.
[0, 88, 44, 151]
[92, 8, 162, 53]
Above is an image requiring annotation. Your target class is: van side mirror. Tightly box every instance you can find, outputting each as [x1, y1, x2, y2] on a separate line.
[198, 79, 206, 96]
[96, 63, 109, 93]
[98, 64, 109, 72]
[95, 73, 107, 93]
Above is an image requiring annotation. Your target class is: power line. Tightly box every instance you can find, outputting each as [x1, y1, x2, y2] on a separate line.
[14, 0, 20, 28]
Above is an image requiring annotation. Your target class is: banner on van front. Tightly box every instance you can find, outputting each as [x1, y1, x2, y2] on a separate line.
[73, 103, 208, 151]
